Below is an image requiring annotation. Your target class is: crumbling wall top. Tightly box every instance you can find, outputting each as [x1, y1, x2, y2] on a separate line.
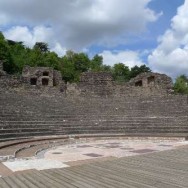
[80, 72, 113, 83]
[128, 72, 173, 89]
[22, 66, 62, 87]
[22, 66, 54, 77]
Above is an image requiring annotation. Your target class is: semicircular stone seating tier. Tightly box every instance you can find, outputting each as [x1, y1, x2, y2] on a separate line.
[0, 89, 188, 142]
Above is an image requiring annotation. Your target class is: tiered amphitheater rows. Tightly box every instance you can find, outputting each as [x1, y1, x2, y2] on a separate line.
[0, 90, 187, 141]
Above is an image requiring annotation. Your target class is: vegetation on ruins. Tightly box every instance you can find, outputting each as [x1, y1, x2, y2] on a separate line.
[1, 31, 188, 94]
[0, 32, 151, 83]
[173, 75, 188, 94]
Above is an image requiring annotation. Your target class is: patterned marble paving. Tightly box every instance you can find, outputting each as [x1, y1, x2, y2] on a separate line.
[84, 153, 103, 157]
[158, 144, 173, 147]
[2, 138, 188, 172]
[130, 149, 156, 153]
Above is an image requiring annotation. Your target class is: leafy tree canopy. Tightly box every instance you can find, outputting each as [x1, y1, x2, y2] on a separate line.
[113, 63, 130, 82]
[0, 34, 154, 83]
[173, 75, 188, 94]
[129, 65, 151, 79]
[33, 42, 49, 53]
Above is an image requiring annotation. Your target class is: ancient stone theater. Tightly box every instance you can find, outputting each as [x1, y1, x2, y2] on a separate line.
[0, 62, 187, 187]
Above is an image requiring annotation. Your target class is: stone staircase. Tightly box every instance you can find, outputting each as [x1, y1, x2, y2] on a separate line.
[0, 89, 187, 141]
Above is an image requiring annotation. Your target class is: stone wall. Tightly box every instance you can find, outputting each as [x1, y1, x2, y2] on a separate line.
[0, 65, 64, 92]
[67, 72, 173, 97]
[128, 72, 173, 89]
[0, 75, 22, 89]
[80, 72, 113, 83]
[53, 70, 62, 86]
[77, 72, 114, 96]
[0, 65, 174, 97]
[22, 66, 54, 87]
[21, 66, 65, 91]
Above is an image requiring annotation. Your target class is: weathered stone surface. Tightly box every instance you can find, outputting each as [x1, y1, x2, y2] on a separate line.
[0, 75, 22, 89]
[80, 72, 113, 83]
[67, 72, 173, 97]
[128, 72, 173, 89]
[22, 66, 55, 87]
[0, 64, 174, 97]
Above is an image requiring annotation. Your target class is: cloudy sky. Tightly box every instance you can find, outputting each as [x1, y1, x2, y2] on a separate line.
[0, 0, 187, 78]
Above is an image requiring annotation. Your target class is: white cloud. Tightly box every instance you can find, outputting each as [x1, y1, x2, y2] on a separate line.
[4, 26, 54, 48]
[4, 26, 67, 56]
[0, 0, 160, 50]
[148, 0, 188, 78]
[51, 43, 66, 57]
[4, 26, 33, 46]
[100, 50, 144, 68]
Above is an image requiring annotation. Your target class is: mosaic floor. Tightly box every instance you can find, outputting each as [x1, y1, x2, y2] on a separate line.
[3, 138, 188, 173]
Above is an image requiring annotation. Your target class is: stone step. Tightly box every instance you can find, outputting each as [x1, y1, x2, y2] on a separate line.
[0, 121, 188, 131]
[0, 129, 187, 139]
[0, 126, 187, 132]
[0, 116, 187, 121]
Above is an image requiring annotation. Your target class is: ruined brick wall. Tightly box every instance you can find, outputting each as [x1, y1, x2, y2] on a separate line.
[78, 72, 114, 96]
[80, 72, 113, 83]
[67, 72, 173, 97]
[113, 72, 174, 97]
[0, 65, 64, 92]
[1, 65, 174, 97]
[0, 75, 22, 89]
[128, 72, 173, 89]
[22, 66, 54, 87]
[22, 66, 64, 89]
[53, 70, 62, 86]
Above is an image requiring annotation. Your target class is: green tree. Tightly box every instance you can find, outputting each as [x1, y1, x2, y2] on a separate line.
[61, 51, 91, 82]
[101, 65, 112, 72]
[73, 52, 90, 72]
[113, 63, 130, 82]
[0, 32, 18, 74]
[90, 54, 103, 71]
[61, 55, 78, 82]
[27, 47, 46, 67]
[129, 65, 151, 79]
[44, 52, 61, 70]
[173, 75, 188, 94]
[7, 40, 28, 73]
[33, 42, 49, 53]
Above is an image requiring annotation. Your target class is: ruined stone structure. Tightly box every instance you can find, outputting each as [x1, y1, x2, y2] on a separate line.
[80, 72, 113, 83]
[22, 66, 63, 87]
[66, 71, 173, 97]
[128, 72, 173, 89]
[0, 65, 187, 142]
[77, 72, 114, 96]
[0, 63, 187, 188]
[0, 63, 174, 97]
